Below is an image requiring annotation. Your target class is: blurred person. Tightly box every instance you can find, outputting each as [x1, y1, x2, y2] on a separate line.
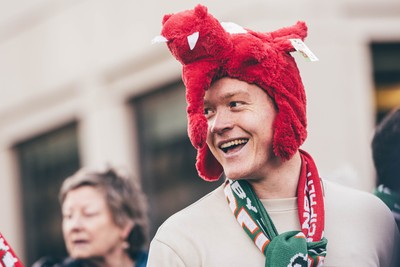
[32, 165, 148, 267]
[372, 106, 400, 229]
[147, 4, 399, 266]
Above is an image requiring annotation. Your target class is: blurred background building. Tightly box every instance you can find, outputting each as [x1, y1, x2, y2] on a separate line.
[0, 0, 399, 265]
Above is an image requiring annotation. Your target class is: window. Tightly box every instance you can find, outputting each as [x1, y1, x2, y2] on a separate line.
[15, 122, 80, 265]
[131, 81, 219, 238]
[371, 42, 400, 123]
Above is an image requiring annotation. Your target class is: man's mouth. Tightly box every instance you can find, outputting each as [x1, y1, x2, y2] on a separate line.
[219, 139, 248, 153]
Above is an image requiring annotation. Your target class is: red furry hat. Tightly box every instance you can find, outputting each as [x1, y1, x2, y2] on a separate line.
[156, 5, 309, 181]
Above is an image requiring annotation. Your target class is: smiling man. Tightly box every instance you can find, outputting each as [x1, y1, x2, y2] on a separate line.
[204, 78, 296, 199]
[148, 5, 399, 267]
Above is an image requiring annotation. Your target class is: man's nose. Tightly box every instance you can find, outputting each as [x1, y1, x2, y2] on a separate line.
[209, 109, 233, 134]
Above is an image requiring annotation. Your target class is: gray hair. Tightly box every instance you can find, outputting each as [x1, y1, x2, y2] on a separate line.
[59, 165, 149, 260]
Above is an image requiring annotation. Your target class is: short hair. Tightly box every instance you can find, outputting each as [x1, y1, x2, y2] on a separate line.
[59, 165, 149, 260]
[372, 107, 400, 190]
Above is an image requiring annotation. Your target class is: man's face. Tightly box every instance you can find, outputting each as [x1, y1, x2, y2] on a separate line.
[204, 77, 278, 181]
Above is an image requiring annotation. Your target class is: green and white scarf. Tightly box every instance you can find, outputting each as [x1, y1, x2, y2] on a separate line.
[224, 150, 327, 267]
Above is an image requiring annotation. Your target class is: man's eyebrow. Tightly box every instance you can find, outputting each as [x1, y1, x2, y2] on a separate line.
[222, 90, 250, 100]
[204, 90, 250, 105]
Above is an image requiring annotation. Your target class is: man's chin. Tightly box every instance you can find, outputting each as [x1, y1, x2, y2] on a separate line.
[223, 171, 248, 180]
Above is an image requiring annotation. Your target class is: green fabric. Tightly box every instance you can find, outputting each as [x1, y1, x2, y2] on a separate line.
[226, 180, 327, 267]
[266, 231, 328, 267]
[374, 184, 400, 229]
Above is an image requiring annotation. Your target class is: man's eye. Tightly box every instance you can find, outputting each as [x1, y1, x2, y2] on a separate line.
[229, 101, 241, 108]
[204, 108, 212, 115]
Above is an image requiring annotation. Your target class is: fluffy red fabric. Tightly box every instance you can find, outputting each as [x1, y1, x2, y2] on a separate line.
[160, 5, 308, 181]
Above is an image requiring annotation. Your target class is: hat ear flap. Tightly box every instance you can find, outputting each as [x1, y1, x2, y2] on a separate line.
[272, 91, 307, 160]
[273, 106, 298, 160]
[185, 69, 209, 149]
[188, 113, 208, 149]
[184, 64, 220, 149]
[196, 145, 223, 181]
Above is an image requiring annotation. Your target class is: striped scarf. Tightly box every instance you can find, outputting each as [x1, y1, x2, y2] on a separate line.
[224, 150, 327, 267]
[0, 232, 24, 267]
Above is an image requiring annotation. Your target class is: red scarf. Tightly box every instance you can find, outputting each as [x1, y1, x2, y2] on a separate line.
[297, 149, 325, 242]
[0, 232, 24, 267]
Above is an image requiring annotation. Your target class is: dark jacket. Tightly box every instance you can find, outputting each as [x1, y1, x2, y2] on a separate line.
[32, 251, 148, 267]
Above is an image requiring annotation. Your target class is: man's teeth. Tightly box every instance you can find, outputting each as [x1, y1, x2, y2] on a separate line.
[220, 139, 248, 149]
